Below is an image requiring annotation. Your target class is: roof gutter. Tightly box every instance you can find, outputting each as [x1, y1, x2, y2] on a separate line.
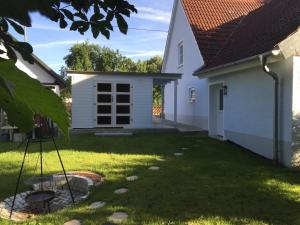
[260, 50, 281, 165]
[193, 51, 275, 78]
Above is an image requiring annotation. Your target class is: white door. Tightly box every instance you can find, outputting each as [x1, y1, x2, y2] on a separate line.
[115, 83, 132, 127]
[209, 83, 224, 137]
[96, 82, 132, 127]
[96, 82, 113, 127]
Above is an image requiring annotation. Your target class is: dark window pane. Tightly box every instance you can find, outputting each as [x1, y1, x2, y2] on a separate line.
[219, 89, 224, 111]
[98, 83, 111, 92]
[117, 105, 130, 114]
[116, 95, 130, 103]
[98, 105, 111, 114]
[97, 116, 111, 125]
[117, 84, 130, 92]
[116, 116, 130, 125]
[98, 94, 111, 103]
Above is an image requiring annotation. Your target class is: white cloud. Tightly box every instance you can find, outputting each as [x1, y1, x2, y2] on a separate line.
[125, 50, 164, 58]
[31, 23, 63, 31]
[138, 32, 168, 42]
[33, 40, 85, 48]
[134, 7, 171, 23]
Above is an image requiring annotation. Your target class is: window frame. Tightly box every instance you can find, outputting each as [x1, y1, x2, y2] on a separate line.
[178, 41, 184, 68]
[189, 87, 196, 103]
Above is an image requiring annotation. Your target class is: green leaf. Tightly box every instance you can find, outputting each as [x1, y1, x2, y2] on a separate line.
[0, 74, 34, 132]
[0, 18, 8, 32]
[0, 60, 70, 137]
[59, 18, 68, 28]
[61, 9, 74, 21]
[116, 14, 128, 34]
[7, 19, 24, 35]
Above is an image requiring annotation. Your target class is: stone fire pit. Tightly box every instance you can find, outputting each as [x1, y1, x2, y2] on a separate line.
[0, 171, 103, 221]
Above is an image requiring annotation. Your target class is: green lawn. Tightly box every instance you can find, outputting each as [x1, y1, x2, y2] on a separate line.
[0, 133, 300, 225]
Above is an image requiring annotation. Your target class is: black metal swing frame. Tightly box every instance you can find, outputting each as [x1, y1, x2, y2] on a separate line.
[9, 117, 74, 218]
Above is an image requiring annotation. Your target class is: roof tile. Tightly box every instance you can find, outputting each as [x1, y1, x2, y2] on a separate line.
[181, 0, 264, 64]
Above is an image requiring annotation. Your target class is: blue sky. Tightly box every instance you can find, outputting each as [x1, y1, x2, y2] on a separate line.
[13, 0, 174, 72]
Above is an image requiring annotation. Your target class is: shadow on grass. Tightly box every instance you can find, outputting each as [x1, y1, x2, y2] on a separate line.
[0, 133, 300, 224]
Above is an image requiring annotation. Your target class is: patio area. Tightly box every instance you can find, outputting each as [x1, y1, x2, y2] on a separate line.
[0, 133, 300, 225]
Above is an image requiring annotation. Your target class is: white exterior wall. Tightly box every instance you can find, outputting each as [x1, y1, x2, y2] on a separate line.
[70, 73, 153, 129]
[16, 58, 60, 95]
[209, 57, 294, 166]
[291, 56, 300, 167]
[0, 47, 60, 94]
[162, 0, 209, 129]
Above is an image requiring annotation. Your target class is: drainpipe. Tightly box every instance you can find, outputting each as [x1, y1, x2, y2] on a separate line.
[261, 54, 280, 165]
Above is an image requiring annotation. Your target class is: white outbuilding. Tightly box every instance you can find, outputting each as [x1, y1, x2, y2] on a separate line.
[68, 71, 181, 129]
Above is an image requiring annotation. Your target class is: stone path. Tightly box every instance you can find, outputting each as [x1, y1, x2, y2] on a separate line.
[89, 201, 106, 209]
[66, 143, 190, 224]
[126, 176, 138, 181]
[174, 152, 184, 156]
[148, 166, 160, 171]
[108, 212, 128, 223]
[156, 158, 166, 162]
[64, 219, 81, 225]
[114, 188, 128, 194]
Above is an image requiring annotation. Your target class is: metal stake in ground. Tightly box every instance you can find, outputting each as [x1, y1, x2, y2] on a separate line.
[9, 139, 30, 218]
[45, 119, 75, 204]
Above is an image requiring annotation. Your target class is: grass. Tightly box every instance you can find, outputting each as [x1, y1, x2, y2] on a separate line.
[0, 133, 300, 225]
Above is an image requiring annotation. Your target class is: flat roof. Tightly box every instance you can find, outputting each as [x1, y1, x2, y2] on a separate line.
[67, 70, 181, 79]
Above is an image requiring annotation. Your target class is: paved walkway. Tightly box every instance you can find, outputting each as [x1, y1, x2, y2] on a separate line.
[152, 117, 205, 132]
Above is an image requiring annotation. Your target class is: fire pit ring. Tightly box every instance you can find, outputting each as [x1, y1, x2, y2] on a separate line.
[25, 190, 55, 214]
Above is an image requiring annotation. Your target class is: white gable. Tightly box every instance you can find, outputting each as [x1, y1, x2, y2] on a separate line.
[162, 0, 209, 129]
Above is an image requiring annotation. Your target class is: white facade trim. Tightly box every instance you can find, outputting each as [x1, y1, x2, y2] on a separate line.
[162, 0, 180, 72]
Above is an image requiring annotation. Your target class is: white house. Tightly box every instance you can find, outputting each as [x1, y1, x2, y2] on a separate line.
[68, 71, 180, 129]
[17, 53, 66, 95]
[0, 50, 66, 137]
[163, 0, 300, 167]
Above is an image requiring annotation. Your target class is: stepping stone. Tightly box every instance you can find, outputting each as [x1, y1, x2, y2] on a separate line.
[108, 212, 128, 223]
[89, 201, 106, 209]
[156, 158, 166, 162]
[126, 176, 138, 181]
[174, 152, 184, 156]
[148, 166, 160, 171]
[64, 220, 81, 225]
[114, 188, 128, 194]
[181, 147, 189, 150]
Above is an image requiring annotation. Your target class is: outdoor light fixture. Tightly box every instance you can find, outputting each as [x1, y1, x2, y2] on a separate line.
[189, 87, 196, 103]
[222, 85, 228, 95]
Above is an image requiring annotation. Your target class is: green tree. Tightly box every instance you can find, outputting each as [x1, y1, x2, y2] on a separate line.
[59, 66, 71, 100]
[135, 56, 163, 105]
[0, 0, 137, 136]
[64, 42, 163, 105]
[64, 42, 136, 72]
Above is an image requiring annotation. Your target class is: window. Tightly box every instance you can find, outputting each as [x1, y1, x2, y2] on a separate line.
[178, 41, 183, 67]
[189, 87, 196, 103]
[219, 88, 224, 111]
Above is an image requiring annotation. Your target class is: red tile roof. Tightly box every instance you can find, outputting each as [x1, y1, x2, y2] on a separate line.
[181, 0, 264, 65]
[201, 0, 300, 70]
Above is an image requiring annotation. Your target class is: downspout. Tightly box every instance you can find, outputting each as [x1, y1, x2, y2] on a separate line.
[260, 54, 280, 165]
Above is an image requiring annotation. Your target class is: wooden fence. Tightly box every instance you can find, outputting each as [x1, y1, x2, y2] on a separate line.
[153, 105, 162, 116]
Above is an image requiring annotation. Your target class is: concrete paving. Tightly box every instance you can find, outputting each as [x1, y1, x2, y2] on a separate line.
[114, 188, 128, 194]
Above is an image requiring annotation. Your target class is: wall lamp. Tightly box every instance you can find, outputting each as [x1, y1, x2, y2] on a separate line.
[222, 85, 228, 95]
